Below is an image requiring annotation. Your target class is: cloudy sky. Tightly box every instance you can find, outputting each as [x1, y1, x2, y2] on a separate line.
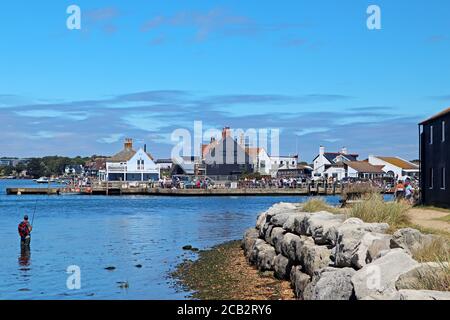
[0, 0, 449, 162]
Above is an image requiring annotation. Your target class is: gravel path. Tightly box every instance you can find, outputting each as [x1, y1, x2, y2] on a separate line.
[407, 208, 450, 234]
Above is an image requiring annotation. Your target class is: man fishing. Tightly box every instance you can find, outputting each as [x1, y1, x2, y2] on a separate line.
[18, 215, 33, 249]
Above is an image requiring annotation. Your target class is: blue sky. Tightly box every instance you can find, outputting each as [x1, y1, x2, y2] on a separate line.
[0, 0, 449, 161]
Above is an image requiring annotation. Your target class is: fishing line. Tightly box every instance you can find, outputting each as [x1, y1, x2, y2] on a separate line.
[31, 198, 37, 227]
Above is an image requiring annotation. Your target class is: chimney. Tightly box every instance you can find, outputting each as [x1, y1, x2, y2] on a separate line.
[341, 147, 348, 155]
[222, 127, 231, 139]
[319, 146, 325, 156]
[144, 144, 147, 153]
[210, 137, 216, 143]
[124, 138, 133, 150]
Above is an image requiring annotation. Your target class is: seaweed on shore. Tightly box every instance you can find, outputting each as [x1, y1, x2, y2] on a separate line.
[171, 241, 294, 300]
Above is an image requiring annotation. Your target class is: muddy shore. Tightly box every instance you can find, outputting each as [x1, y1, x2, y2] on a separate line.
[172, 241, 295, 300]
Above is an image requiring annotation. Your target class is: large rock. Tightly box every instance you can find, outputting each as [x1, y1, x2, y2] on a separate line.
[279, 233, 314, 264]
[273, 254, 293, 280]
[256, 212, 269, 230]
[265, 202, 299, 219]
[327, 218, 389, 246]
[263, 224, 275, 244]
[301, 244, 332, 276]
[395, 290, 450, 300]
[303, 267, 356, 300]
[366, 235, 393, 263]
[396, 262, 450, 290]
[242, 228, 260, 258]
[283, 212, 311, 233]
[280, 233, 302, 262]
[268, 227, 285, 249]
[255, 242, 277, 271]
[248, 239, 266, 264]
[290, 266, 311, 299]
[293, 213, 312, 236]
[259, 222, 272, 239]
[351, 249, 419, 300]
[305, 212, 345, 245]
[334, 219, 391, 269]
[334, 226, 368, 268]
[390, 228, 434, 255]
[353, 233, 393, 269]
[270, 213, 292, 227]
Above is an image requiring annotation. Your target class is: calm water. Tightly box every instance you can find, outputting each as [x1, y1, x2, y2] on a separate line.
[0, 179, 342, 300]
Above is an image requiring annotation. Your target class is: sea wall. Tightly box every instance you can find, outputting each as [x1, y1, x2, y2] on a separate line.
[242, 203, 450, 300]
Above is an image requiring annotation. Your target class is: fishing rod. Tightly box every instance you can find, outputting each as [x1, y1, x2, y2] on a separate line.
[31, 198, 37, 227]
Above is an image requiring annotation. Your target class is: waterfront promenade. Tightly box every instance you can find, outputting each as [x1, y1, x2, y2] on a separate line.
[6, 184, 397, 197]
[6, 185, 344, 196]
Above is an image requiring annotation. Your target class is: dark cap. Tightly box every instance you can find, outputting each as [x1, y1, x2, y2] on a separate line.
[24, 215, 29, 220]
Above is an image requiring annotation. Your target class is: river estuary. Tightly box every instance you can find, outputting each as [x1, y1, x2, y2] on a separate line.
[0, 179, 342, 300]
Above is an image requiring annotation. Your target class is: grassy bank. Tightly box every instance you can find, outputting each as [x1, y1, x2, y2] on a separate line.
[172, 241, 294, 300]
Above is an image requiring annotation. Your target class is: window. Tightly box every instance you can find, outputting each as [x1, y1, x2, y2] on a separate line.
[441, 167, 446, 190]
[137, 159, 144, 170]
[429, 168, 434, 189]
[430, 125, 433, 144]
[443, 121, 446, 142]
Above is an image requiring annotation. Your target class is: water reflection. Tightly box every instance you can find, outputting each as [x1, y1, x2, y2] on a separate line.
[19, 245, 31, 268]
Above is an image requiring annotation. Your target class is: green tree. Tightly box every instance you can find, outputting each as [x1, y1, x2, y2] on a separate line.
[26, 158, 47, 178]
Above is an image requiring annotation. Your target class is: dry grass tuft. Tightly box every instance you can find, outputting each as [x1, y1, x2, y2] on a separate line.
[412, 237, 450, 263]
[342, 183, 381, 200]
[348, 194, 411, 230]
[302, 198, 340, 214]
[404, 238, 450, 292]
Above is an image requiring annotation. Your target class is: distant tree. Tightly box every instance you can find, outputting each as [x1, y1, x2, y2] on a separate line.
[0, 165, 14, 175]
[26, 158, 47, 178]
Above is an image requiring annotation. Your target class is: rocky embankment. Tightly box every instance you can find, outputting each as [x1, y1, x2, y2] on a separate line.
[242, 203, 450, 300]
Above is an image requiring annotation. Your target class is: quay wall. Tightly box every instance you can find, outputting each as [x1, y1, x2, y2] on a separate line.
[6, 187, 342, 196]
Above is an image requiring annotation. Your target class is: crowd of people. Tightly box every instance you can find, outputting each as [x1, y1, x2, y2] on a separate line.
[394, 178, 419, 204]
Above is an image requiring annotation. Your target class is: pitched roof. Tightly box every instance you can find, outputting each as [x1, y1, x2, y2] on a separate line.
[419, 107, 450, 124]
[376, 157, 418, 170]
[109, 148, 154, 163]
[245, 147, 264, 158]
[345, 161, 384, 173]
[202, 140, 220, 158]
[323, 152, 359, 163]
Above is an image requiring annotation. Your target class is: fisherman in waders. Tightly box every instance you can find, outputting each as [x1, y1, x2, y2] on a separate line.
[18, 215, 32, 249]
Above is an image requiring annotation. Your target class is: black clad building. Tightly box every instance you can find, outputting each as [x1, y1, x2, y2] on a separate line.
[419, 108, 450, 208]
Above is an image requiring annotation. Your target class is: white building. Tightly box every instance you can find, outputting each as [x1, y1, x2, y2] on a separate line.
[312, 146, 359, 180]
[322, 161, 385, 181]
[323, 163, 347, 181]
[270, 155, 299, 171]
[245, 148, 273, 175]
[105, 139, 160, 182]
[368, 156, 419, 180]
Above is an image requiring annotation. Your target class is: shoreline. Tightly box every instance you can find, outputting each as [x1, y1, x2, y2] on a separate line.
[171, 241, 295, 300]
